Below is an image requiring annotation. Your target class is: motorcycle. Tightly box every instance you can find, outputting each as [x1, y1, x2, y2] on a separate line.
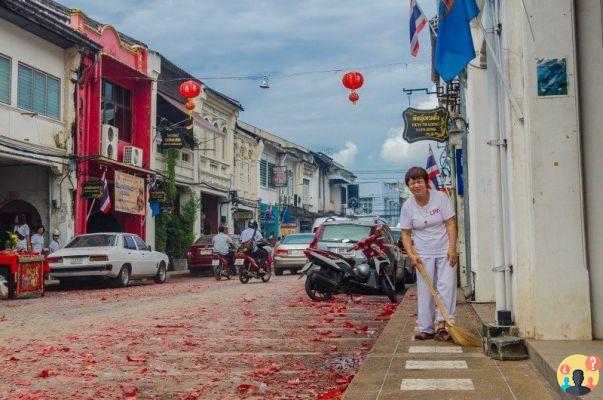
[211, 252, 235, 281]
[300, 232, 398, 303]
[237, 242, 273, 284]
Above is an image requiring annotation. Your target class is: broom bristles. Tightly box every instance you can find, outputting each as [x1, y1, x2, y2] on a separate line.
[448, 325, 482, 347]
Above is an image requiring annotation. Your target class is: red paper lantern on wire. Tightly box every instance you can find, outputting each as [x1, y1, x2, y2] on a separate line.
[179, 80, 201, 100]
[342, 71, 364, 104]
[185, 101, 195, 111]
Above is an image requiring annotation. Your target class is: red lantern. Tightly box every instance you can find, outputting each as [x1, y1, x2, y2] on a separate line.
[342, 71, 364, 91]
[348, 92, 359, 104]
[185, 101, 195, 111]
[179, 80, 201, 100]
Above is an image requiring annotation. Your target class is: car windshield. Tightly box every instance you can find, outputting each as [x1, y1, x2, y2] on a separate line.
[319, 224, 371, 243]
[66, 234, 117, 248]
[194, 236, 212, 245]
[280, 234, 315, 244]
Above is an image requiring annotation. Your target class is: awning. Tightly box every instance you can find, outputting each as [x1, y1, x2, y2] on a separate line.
[0, 135, 67, 173]
[328, 174, 352, 185]
[158, 92, 225, 137]
[93, 156, 155, 177]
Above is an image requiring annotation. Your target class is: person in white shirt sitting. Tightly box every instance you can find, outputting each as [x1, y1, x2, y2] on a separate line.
[13, 214, 30, 252]
[49, 230, 61, 254]
[211, 226, 237, 273]
[30, 225, 46, 254]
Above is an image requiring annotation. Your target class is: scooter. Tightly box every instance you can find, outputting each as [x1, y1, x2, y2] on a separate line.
[211, 252, 234, 281]
[300, 232, 397, 303]
[237, 242, 273, 284]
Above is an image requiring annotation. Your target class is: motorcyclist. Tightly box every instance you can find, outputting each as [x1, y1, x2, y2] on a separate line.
[240, 220, 269, 273]
[212, 225, 238, 274]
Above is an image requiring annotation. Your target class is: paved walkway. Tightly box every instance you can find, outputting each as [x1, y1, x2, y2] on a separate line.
[343, 285, 556, 400]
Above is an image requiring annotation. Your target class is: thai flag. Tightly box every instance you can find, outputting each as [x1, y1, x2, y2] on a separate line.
[100, 171, 111, 214]
[409, 0, 428, 57]
[426, 146, 441, 190]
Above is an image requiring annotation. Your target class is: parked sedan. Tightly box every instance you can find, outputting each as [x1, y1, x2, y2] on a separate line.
[273, 233, 315, 275]
[47, 233, 168, 287]
[186, 235, 244, 276]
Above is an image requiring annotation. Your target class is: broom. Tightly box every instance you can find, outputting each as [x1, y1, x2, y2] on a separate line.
[412, 248, 481, 347]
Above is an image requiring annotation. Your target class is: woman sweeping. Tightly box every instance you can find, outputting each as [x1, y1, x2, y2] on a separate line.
[400, 167, 457, 342]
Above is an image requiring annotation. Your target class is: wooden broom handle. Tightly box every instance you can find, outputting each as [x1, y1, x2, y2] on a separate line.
[412, 248, 453, 327]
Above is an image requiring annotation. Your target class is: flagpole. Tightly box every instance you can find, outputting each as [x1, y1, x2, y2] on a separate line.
[86, 169, 104, 222]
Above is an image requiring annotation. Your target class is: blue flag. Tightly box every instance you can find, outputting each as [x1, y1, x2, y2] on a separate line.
[434, 0, 480, 82]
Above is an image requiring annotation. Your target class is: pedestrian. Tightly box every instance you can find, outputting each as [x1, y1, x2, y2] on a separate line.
[13, 214, 30, 252]
[49, 230, 61, 253]
[212, 225, 237, 274]
[30, 225, 45, 254]
[399, 166, 458, 342]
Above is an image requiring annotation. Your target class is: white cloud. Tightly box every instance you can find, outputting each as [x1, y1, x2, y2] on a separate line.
[332, 141, 358, 167]
[379, 127, 412, 165]
[415, 95, 438, 110]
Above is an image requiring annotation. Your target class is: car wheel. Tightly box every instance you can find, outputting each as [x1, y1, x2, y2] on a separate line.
[114, 265, 130, 288]
[275, 269, 284, 276]
[154, 262, 167, 284]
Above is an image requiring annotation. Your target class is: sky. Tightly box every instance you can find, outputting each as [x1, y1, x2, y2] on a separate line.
[66, 0, 443, 183]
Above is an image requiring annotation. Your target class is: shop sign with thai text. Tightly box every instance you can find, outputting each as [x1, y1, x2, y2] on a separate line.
[272, 166, 288, 187]
[161, 132, 183, 149]
[402, 107, 450, 143]
[81, 179, 104, 199]
[114, 171, 145, 216]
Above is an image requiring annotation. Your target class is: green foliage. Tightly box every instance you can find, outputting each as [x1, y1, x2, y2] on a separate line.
[154, 147, 202, 260]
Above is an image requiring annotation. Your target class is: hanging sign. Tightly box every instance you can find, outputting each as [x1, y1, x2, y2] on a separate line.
[114, 171, 145, 216]
[81, 179, 104, 199]
[402, 107, 450, 143]
[149, 188, 167, 203]
[271, 166, 288, 187]
[161, 131, 183, 149]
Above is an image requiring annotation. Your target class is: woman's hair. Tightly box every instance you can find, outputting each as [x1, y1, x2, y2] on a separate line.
[405, 167, 429, 185]
[37, 225, 45, 233]
[15, 214, 26, 225]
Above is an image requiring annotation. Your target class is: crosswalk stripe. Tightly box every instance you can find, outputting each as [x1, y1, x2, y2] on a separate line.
[400, 379, 475, 391]
[405, 360, 468, 369]
[408, 346, 463, 353]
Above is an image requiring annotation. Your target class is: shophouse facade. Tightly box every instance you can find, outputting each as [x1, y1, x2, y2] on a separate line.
[0, 0, 100, 246]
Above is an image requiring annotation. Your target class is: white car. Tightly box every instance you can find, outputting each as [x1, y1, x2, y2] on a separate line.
[47, 233, 169, 287]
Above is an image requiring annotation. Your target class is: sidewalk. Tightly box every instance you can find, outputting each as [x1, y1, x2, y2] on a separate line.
[343, 285, 555, 400]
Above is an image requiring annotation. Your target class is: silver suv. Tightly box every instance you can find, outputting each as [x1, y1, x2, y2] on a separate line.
[309, 218, 405, 291]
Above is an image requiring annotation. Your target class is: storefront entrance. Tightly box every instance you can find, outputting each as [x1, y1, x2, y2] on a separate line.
[0, 200, 42, 233]
[87, 211, 122, 234]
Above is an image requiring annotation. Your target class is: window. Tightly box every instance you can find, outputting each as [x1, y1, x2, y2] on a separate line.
[260, 159, 268, 187]
[340, 187, 347, 205]
[359, 197, 373, 214]
[318, 224, 372, 243]
[17, 63, 60, 119]
[102, 79, 132, 142]
[181, 151, 190, 163]
[65, 234, 116, 248]
[133, 236, 148, 251]
[267, 161, 276, 188]
[0, 54, 10, 104]
[302, 179, 310, 204]
[123, 235, 137, 250]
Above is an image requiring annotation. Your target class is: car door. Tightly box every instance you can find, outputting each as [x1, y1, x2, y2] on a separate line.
[133, 235, 155, 276]
[123, 235, 143, 277]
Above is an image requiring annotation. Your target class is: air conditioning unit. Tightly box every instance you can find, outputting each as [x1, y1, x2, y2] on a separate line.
[101, 124, 119, 160]
[123, 146, 143, 167]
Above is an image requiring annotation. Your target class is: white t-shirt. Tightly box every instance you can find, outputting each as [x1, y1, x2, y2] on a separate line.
[240, 228, 263, 251]
[399, 190, 455, 257]
[212, 233, 233, 255]
[49, 240, 61, 253]
[31, 233, 44, 254]
[13, 224, 30, 251]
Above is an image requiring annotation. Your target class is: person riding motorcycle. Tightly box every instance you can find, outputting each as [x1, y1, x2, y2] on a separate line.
[240, 221, 269, 273]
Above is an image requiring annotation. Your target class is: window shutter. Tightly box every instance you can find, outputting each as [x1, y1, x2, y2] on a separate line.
[46, 76, 60, 119]
[17, 65, 33, 110]
[0, 56, 9, 104]
[260, 159, 268, 187]
[32, 70, 46, 115]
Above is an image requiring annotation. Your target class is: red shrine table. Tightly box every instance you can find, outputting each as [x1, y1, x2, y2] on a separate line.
[0, 251, 49, 299]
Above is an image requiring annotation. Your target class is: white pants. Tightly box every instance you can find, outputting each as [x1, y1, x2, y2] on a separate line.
[416, 256, 457, 334]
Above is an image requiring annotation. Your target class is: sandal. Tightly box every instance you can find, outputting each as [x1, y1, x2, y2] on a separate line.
[435, 328, 452, 342]
[414, 332, 435, 341]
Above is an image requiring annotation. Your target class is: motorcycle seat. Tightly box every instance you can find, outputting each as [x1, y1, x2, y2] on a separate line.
[324, 250, 356, 266]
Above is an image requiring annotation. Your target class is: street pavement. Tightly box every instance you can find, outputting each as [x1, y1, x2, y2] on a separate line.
[0, 273, 398, 399]
[343, 285, 557, 400]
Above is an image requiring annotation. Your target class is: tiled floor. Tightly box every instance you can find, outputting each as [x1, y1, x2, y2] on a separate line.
[343, 285, 557, 400]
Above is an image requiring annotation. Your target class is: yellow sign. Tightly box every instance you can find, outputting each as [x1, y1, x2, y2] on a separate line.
[280, 224, 298, 237]
[557, 354, 600, 396]
[114, 171, 145, 216]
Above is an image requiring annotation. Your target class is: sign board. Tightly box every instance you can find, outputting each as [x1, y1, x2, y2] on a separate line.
[347, 184, 359, 209]
[272, 166, 288, 187]
[280, 223, 297, 237]
[161, 132, 183, 149]
[114, 171, 145, 216]
[149, 188, 167, 203]
[81, 179, 104, 199]
[402, 107, 450, 143]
